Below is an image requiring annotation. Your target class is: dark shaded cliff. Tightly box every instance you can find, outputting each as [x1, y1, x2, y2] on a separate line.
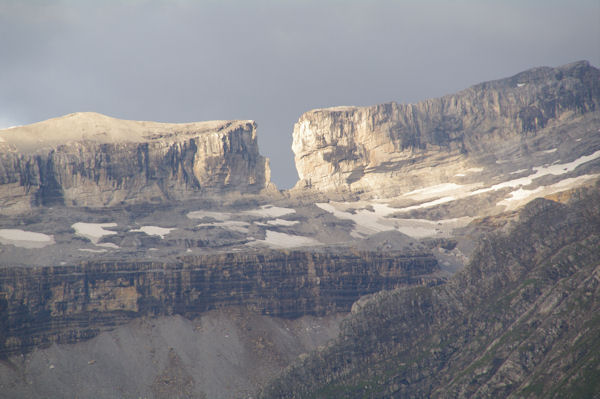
[261, 186, 600, 398]
[0, 249, 440, 358]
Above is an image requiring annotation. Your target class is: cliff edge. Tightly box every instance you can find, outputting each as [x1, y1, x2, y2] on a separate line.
[0, 112, 272, 213]
[292, 61, 600, 197]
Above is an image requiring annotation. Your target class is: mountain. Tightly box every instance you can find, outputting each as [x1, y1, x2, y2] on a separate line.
[260, 186, 600, 398]
[0, 61, 598, 398]
[0, 112, 272, 213]
[292, 60, 600, 202]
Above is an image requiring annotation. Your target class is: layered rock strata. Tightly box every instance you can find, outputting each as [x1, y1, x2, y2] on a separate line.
[292, 61, 600, 197]
[0, 112, 271, 213]
[0, 248, 440, 358]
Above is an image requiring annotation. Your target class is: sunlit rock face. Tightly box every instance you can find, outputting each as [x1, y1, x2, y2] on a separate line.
[292, 61, 600, 197]
[0, 112, 272, 214]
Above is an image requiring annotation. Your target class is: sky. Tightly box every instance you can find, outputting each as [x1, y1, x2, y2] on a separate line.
[1, 0, 599, 188]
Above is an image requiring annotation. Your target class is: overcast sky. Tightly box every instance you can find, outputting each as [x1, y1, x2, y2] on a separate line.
[1, 0, 599, 187]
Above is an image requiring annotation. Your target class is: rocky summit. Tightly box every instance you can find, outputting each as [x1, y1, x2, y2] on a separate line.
[0, 61, 599, 398]
[0, 112, 272, 213]
[292, 60, 600, 200]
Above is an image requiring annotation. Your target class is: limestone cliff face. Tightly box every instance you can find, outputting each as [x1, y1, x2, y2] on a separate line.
[0, 249, 440, 358]
[292, 61, 600, 196]
[0, 113, 271, 213]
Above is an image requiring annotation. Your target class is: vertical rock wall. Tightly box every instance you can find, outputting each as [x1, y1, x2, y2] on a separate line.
[0, 114, 271, 213]
[292, 61, 600, 195]
[0, 249, 440, 358]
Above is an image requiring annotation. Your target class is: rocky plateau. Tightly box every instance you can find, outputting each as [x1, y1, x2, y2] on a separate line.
[0, 112, 272, 213]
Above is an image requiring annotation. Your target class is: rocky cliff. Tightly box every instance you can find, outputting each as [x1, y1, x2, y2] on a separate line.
[292, 61, 600, 197]
[260, 186, 600, 398]
[0, 112, 271, 214]
[0, 248, 441, 358]
[0, 61, 599, 398]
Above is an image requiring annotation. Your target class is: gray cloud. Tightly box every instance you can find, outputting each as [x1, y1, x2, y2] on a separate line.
[1, 0, 599, 187]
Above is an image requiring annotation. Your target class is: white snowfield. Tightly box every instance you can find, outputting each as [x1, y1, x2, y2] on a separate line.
[472, 150, 600, 197]
[248, 230, 319, 248]
[0, 229, 54, 248]
[130, 226, 176, 239]
[241, 205, 295, 218]
[397, 150, 600, 211]
[510, 169, 529, 175]
[72, 222, 118, 245]
[498, 174, 599, 208]
[316, 202, 471, 238]
[315, 150, 600, 238]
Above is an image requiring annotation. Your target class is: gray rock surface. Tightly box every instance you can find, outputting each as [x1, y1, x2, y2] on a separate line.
[291, 61, 600, 198]
[0, 112, 272, 213]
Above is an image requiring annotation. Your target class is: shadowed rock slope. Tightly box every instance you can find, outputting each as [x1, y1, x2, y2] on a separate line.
[260, 186, 600, 398]
[0, 248, 442, 359]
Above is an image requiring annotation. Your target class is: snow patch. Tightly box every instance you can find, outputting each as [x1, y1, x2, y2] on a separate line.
[499, 187, 544, 205]
[316, 202, 470, 238]
[72, 222, 117, 245]
[130, 226, 175, 239]
[472, 150, 600, 197]
[497, 174, 600, 209]
[249, 230, 319, 248]
[316, 202, 396, 237]
[466, 167, 484, 173]
[242, 205, 295, 218]
[394, 196, 456, 213]
[510, 169, 528, 175]
[0, 229, 54, 248]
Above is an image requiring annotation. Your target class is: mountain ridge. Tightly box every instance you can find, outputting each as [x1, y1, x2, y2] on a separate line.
[291, 60, 599, 198]
[260, 185, 600, 398]
[0, 60, 598, 398]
